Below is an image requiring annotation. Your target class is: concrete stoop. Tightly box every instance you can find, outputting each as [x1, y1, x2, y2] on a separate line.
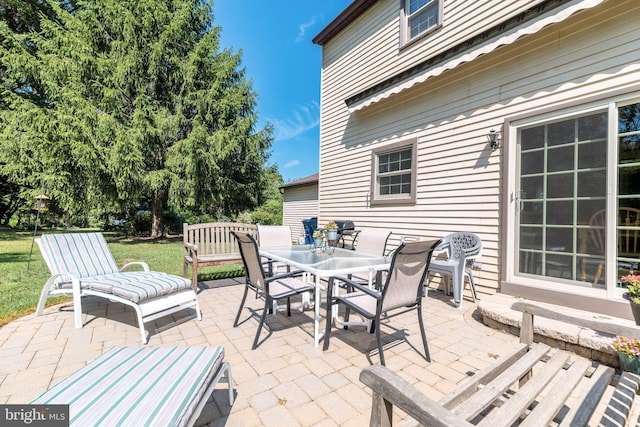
[477, 293, 621, 368]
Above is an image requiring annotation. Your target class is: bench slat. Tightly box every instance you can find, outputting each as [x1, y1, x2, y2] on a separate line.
[453, 343, 551, 420]
[512, 301, 640, 340]
[439, 343, 529, 409]
[559, 364, 615, 426]
[476, 351, 570, 426]
[518, 356, 591, 427]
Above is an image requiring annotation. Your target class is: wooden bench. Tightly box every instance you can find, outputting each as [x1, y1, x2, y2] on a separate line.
[183, 222, 257, 290]
[360, 300, 640, 426]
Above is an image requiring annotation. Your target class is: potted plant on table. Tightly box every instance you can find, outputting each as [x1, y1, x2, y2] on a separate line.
[325, 220, 338, 242]
[312, 230, 324, 248]
[621, 273, 640, 325]
[612, 335, 640, 373]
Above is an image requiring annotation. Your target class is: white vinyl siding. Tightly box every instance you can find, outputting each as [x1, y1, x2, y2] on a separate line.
[318, 0, 640, 302]
[321, 0, 543, 105]
[282, 185, 318, 243]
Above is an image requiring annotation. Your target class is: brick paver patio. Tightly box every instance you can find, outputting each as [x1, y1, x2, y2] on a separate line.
[0, 279, 519, 426]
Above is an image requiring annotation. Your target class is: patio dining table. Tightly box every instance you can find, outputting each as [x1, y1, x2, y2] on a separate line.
[258, 245, 390, 348]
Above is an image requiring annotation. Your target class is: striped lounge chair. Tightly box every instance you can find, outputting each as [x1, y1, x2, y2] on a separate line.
[36, 232, 201, 343]
[31, 346, 233, 426]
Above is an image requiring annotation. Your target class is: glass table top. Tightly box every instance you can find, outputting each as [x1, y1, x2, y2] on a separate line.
[259, 245, 389, 274]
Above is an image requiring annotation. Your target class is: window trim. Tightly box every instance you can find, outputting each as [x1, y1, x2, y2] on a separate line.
[400, 0, 442, 47]
[370, 138, 417, 206]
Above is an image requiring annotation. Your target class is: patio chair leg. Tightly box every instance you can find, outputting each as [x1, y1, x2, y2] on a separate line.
[344, 306, 350, 330]
[253, 297, 270, 350]
[287, 297, 291, 316]
[36, 277, 55, 316]
[324, 278, 335, 351]
[468, 275, 478, 302]
[234, 285, 250, 327]
[375, 318, 385, 366]
[323, 310, 333, 351]
[417, 304, 431, 362]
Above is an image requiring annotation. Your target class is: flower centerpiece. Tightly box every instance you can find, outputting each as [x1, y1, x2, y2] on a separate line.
[621, 273, 640, 325]
[312, 230, 324, 248]
[612, 335, 640, 373]
[325, 220, 338, 242]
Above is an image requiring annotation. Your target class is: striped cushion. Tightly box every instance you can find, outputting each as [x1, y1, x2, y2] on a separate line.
[85, 272, 192, 303]
[39, 233, 120, 280]
[31, 346, 225, 427]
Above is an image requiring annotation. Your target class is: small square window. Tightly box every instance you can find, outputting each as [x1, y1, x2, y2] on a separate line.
[370, 139, 417, 205]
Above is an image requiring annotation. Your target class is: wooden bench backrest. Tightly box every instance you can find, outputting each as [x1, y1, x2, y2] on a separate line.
[183, 222, 257, 256]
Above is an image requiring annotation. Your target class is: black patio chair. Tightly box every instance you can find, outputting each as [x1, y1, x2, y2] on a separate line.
[323, 239, 440, 365]
[231, 231, 314, 349]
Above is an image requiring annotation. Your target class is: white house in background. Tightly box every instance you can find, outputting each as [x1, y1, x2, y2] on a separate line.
[280, 173, 319, 243]
[313, 0, 640, 318]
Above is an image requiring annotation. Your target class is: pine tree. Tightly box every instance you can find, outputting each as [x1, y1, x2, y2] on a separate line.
[0, 0, 272, 235]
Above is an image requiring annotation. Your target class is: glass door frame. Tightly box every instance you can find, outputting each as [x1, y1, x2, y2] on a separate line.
[505, 93, 640, 301]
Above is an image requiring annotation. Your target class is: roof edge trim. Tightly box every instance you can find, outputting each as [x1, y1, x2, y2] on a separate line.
[313, 0, 379, 46]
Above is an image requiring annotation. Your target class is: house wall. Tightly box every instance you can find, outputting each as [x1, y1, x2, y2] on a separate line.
[318, 0, 640, 303]
[321, 0, 543, 91]
[282, 184, 319, 243]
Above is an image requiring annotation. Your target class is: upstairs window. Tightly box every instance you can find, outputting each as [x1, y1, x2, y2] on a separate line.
[370, 139, 417, 205]
[403, 0, 441, 43]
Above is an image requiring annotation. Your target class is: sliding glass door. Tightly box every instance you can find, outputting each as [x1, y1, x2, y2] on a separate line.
[513, 101, 640, 293]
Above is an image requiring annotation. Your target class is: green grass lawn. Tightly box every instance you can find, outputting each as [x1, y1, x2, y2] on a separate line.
[0, 230, 243, 327]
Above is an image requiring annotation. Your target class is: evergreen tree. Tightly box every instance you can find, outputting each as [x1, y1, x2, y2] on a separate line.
[0, 0, 272, 236]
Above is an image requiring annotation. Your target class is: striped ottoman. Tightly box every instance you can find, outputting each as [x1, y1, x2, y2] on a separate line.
[31, 346, 233, 427]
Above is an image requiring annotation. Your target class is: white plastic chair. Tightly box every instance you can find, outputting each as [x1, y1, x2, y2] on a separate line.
[428, 232, 482, 308]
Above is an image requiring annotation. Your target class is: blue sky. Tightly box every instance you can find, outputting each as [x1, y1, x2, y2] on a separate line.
[214, 1, 352, 183]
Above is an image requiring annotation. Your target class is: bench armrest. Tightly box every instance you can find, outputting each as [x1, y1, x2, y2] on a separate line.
[184, 241, 198, 254]
[359, 365, 473, 427]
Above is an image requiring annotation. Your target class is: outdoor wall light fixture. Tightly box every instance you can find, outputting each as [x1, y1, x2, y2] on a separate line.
[486, 129, 500, 150]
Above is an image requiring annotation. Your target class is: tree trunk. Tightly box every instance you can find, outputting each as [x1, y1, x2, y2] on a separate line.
[150, 188, 167, 238]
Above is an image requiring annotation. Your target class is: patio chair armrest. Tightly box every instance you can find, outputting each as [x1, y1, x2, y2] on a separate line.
[120, 261, 150, 272]
[45, 272, 77, 290]
[265, 269, 306, 282]
[331, 276, 381, 298]
[360, 365, 472, 427]
[434, 240, 450, 251]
